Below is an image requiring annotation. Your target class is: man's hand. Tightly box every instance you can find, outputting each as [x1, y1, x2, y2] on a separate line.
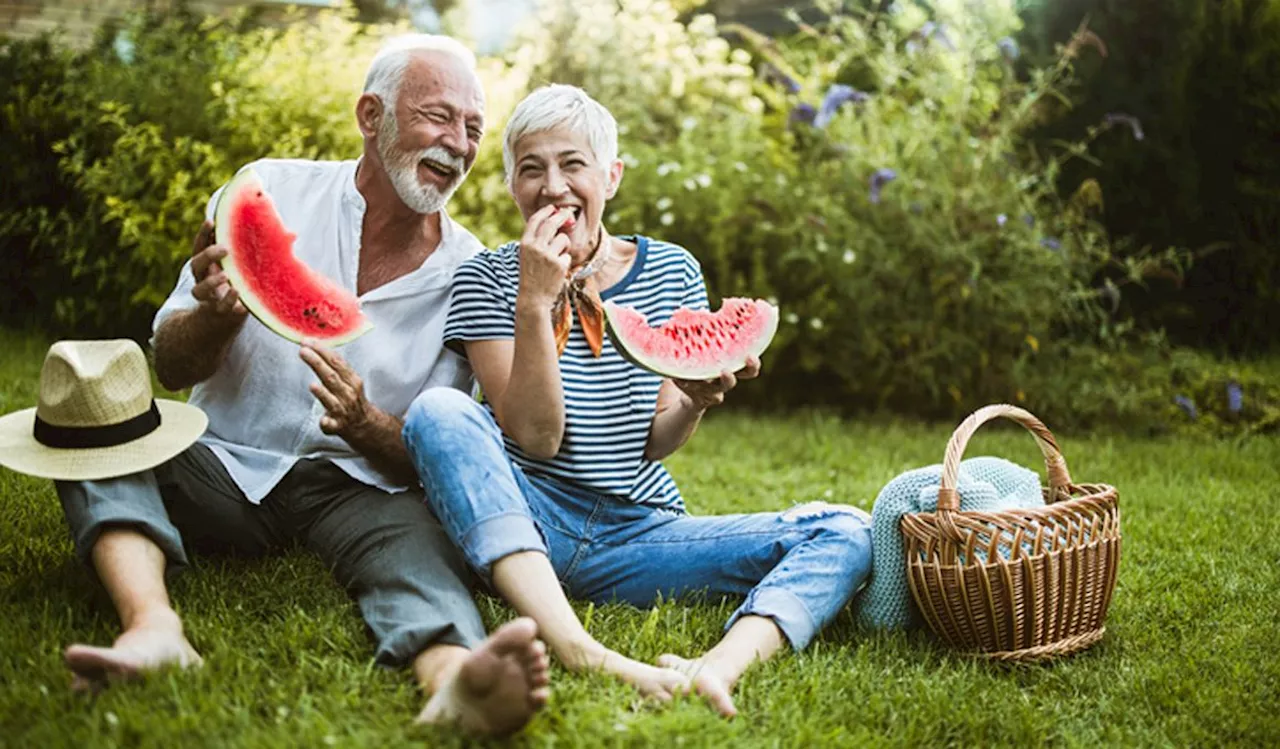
[300, 343, 418, 484]
[671, 355, 762, 412]
[152, 220, 249, 391]
[301, 344, 377, 439]
[189, 220, 249, 320]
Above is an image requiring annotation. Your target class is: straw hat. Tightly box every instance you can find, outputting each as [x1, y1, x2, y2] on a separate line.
[0, 340, 207, 481]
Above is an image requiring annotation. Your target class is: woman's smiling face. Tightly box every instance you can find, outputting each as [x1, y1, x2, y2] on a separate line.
[509, 125, 623, 258]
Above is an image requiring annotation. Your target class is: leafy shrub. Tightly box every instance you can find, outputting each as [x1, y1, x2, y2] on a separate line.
[0, 8, 382, 337]
[516, 0, 1182, 420]
[1016, 337, 1280, 435]
[5, 0, 1261, 433]
[1023, 0, 1280, 353]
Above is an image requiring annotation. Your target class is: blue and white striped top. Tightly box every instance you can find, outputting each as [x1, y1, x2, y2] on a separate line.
[444, 235, 709, 510]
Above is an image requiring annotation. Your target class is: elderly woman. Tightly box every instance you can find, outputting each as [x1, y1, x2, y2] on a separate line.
[402, 85, 872, 716]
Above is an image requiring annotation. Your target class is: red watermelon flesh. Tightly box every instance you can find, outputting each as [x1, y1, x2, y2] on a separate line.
[603, 297, 778, 380]
[214, 168, 371, 345]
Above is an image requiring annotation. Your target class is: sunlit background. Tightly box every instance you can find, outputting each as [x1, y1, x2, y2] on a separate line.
[2, 0, 1277, 431]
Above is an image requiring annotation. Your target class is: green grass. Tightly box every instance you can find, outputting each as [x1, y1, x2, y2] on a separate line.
[2, 326, 1278, 747]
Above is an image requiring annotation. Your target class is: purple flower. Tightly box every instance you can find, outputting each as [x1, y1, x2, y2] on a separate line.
[763, 64, 801, 94]
[815, 84, 870, 128]
[1104, 112, 1145, 141]
[1227, 381, 1243, 413]
[997, 213, 1008, 227]
[997, 36, 1020, 61]
[1040, 237, 1062, 251]
[931, 23, 957, 52]
[869, 168, 897, 204]
[1174, 395, 1198, 420]
[789, 103, 817, 127]
[911, 21, 956, 52]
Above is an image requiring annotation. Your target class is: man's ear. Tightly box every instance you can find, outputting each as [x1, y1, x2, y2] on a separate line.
[356, 93, 384, 139]
[605, 159, 625, 199]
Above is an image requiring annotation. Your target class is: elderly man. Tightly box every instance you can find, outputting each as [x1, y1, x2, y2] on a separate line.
[52, 35, 548, 736]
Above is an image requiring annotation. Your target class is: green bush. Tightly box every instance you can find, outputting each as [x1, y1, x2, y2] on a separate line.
[1023, 0, 1280, 353]
[0, 8, 383, 337]
[514, 0, 1182, 422]
[5, 0, 1261, 433]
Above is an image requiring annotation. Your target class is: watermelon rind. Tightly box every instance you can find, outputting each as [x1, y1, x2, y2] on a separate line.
[603, 299, 779, 381]
[213, 167, 372, 347]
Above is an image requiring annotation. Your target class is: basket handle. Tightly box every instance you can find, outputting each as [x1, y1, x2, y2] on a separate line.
[936, 404, 1073, 520]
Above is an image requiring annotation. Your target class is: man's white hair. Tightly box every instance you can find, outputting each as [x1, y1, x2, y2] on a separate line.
[363, 34, 478, 112]
[502, 85, 618, 184]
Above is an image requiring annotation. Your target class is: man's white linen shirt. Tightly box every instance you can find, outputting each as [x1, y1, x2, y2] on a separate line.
[152, 158, 483, 503]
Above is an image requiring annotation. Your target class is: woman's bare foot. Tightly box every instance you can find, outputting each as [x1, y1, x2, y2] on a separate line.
[64, 623, 203, 691]
[657, 653, 738, 718]
[416, 618, 551, 737]
[597, 651, 691, 703]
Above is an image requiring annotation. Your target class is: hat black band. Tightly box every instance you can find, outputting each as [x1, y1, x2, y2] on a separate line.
[33, 401, 162, 449]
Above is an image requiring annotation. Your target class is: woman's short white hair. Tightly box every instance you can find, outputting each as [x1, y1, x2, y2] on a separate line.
[503, 85, 618, 184]
[364, 34, 477, 112]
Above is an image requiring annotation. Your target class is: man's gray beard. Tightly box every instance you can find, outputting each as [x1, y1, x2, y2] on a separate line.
[377, 113, 465, 215]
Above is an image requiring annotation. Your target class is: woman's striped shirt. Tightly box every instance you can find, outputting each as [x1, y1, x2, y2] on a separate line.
[443, 235, 708, 510]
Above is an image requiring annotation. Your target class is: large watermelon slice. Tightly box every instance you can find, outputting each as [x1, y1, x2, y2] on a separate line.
[214, 167, 371, 345]
[604, 298, 778, 380]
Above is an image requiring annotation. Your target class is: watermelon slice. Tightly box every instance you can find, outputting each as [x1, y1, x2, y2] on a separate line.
[214, 167, 372, 345]
[604, 297, 779, 380]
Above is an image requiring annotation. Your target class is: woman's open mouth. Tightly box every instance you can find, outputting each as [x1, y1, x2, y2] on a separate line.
[555, 205, 583, 233]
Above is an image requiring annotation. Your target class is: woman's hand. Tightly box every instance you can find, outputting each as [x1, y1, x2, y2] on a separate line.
[516, 205, 575, 309]
[671, 356, 762, 412]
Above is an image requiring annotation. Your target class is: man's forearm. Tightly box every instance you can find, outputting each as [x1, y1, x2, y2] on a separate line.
[153, 308, 246, 391]
[342, 409, 418, 486]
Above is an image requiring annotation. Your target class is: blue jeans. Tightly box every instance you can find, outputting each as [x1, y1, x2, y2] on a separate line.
[403, 388, 873, 650]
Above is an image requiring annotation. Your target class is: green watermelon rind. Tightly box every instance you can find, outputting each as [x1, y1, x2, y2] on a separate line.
[213, 167, 372, 347]
[603, 299, 779, 381]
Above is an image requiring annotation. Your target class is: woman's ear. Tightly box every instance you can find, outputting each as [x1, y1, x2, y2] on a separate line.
[356, 93, 384, 140]
[606, 158, 625, 199]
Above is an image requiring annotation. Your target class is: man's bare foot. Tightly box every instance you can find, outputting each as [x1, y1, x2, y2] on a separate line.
[657, 654, 738, 718]
[416, 617, 551, 737]
[65, 625, 203, 692]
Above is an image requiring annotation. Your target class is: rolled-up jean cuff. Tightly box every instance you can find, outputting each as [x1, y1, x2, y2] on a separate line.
[461, 510, 548, 578]
[374, 623, 480, 669]
[727, 586, 819, 651]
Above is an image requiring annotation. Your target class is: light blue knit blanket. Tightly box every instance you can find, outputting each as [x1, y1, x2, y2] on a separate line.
[851, 456, 1045, 630]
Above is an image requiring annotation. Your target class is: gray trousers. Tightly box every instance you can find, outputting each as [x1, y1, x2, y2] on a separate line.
[55, 442, 487, 667]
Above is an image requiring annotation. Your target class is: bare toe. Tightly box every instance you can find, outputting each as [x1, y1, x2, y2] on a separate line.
[654, 654, 737, 718]
[416, 618, 549, 737]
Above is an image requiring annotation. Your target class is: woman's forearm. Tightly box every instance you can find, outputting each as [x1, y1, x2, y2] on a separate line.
[644, 391, 705, 460]
[495, 300, 567, 459]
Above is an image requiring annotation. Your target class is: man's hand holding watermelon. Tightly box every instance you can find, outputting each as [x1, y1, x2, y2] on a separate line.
[188, 220, 248, 321]
[152, 220, 249, 391]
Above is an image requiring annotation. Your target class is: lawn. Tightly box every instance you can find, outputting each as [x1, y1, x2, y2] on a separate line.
[1, 326, 1277, 747]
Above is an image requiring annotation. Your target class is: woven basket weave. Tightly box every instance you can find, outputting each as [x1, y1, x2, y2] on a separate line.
[900, 404, 1121, 662]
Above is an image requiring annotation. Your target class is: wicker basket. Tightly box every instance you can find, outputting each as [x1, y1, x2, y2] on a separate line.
[900, 404, 1121, 662]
